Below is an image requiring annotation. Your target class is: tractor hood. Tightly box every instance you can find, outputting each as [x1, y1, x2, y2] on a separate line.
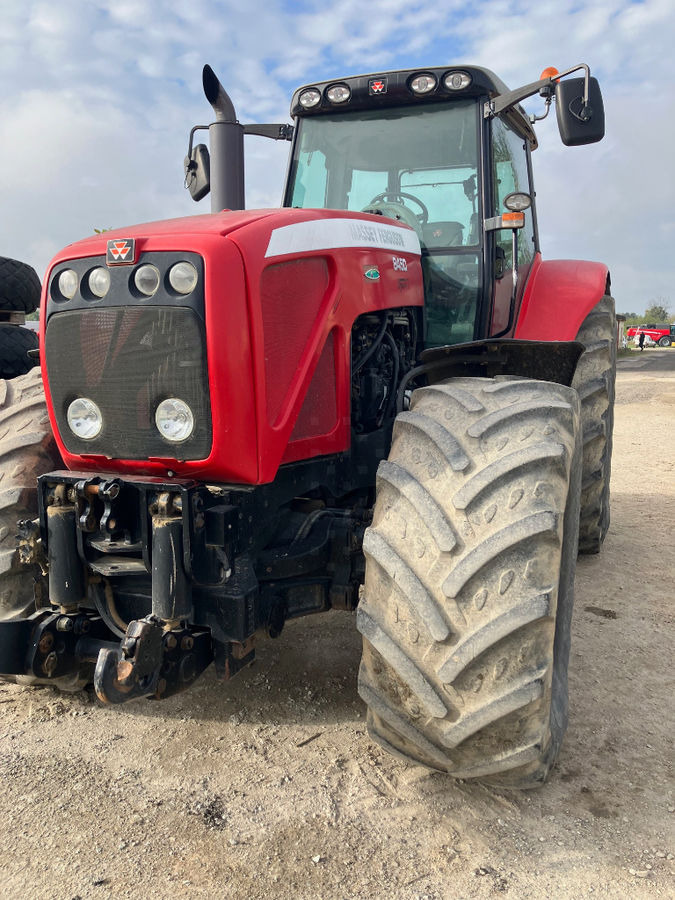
[40, 208, 423, 484]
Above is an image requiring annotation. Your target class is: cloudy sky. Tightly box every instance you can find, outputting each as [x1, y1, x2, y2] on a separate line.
[0, 0, 672, 314]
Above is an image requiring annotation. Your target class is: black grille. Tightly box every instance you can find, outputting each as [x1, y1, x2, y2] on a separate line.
[45, 307, 212, 460]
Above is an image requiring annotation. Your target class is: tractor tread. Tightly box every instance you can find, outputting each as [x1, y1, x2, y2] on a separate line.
[377, 460, 457, 552]
[362, 529, 454, 640]
[393, 411, 470, 472]
[357, 605, 448, 718]
[452, 442, 566, 510]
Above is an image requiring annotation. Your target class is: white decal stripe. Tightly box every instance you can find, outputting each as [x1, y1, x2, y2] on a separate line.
[264, 217, 421, 258]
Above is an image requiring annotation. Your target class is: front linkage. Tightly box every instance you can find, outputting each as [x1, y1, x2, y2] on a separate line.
[1, 461, 368, 703]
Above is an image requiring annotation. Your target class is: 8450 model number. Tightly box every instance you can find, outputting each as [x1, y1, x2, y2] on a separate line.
[392, 256, 408, 272]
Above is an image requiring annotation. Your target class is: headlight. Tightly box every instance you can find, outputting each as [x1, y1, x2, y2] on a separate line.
[87, 266, 110, 298]
[503, 191, 532, 212]
[326, 83, 350, 104]
[57, 269, 78, 300]
[155, 398, 194, 442]
[299, 88, 321, 109]
[67, 398, 103, 439]
[134, 264, 160, 296]
[410, 73, 437, 94]
[168, 261, 198, 294]
[444, 71, 472, 91]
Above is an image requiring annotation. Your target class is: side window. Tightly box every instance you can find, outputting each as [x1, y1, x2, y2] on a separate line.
[491, 118, 535, 267]
[289, 149, 328, 207]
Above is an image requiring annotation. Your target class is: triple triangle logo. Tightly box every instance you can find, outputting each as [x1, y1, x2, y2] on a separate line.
[106, 238, 136, 265]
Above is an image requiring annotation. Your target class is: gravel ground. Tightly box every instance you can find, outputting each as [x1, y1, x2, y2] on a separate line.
[0, 350, 673, 899]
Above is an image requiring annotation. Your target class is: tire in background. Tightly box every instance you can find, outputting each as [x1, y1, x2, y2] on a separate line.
[0, 325, 39, 380]
[0, 255, 42, 314]
[357, 376, 582, 788]
[571, 294, 616, 554]
[0, 368, 60, 621]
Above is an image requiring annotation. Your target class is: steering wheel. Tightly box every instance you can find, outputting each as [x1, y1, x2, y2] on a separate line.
[367, 191, 429, 225]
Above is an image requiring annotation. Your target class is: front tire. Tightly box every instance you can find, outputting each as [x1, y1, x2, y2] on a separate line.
[357, 376, 582, 788]
[658, 336, 671, 347]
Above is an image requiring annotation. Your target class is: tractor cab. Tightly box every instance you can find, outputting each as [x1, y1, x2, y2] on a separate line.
[282, 66, 602, 349]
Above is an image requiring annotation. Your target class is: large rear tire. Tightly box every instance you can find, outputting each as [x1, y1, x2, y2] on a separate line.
[0, 255, 42, 314]
[0, 368, 60, 621]
[357, 376, 582, 788]
[571, 295, 616, 554]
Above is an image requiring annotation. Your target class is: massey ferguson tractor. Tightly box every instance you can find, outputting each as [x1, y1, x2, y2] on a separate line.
[0, 62, 614, 788]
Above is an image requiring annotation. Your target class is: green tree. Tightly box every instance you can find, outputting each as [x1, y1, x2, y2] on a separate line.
[644, 301, 671, 322]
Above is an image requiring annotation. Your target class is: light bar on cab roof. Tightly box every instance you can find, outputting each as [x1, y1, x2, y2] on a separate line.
[409, 73, 437, 95]
[444, 71, 472, 91]
[326, 83, 351, 104]
[299, 88, 321, 109]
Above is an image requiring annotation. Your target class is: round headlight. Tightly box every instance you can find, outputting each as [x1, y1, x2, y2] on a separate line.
[168, 261, 198, 295]
[444, 71, 472, 91]
[326, 83, 351, 104]
[155, 398, 194, 442]
[57, 269, 78, 300]
[299, 88, 321, 109]
[88, 266, 110, 298]
[134, 264, 160, 296]
[67, 398, 103, 440]
[410, 73, 437, 95]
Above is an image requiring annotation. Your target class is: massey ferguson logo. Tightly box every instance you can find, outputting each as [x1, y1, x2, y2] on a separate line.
[369, 78, 387, 95]
[106, 238, 136, 265]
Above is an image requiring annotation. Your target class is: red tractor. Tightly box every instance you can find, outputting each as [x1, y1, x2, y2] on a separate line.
[0, 62, 613, 788]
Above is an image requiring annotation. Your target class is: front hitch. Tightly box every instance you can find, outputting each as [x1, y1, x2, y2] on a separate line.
[94, 617, 212, 704]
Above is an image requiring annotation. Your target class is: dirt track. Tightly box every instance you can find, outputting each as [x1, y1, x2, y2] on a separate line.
[0, 351, 673, 899]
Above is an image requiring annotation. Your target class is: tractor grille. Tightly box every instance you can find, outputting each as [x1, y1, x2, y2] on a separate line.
[45, 307, 212, 460]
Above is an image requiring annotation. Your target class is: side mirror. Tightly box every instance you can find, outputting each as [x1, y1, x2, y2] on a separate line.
[184, 143, 211, 201]
[555, 76, 605, 146]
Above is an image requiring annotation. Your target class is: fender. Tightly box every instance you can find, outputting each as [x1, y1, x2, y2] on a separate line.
[515, 257, 610, 341]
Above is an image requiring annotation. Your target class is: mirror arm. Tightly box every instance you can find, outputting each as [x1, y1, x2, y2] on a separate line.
[530, 97, 552, 124]
[243, 123, 294, 141]
[484, 62, 593, 120]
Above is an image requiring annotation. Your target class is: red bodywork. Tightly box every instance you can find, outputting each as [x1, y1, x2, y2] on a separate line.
[40, 209, 423, 485]
[514, 255, 609, 341]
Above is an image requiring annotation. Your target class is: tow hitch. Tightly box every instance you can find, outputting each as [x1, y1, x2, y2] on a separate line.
[94, 617, 212, 704]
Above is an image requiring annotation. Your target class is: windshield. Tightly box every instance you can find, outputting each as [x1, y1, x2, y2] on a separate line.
[286, 101, 482, 346]
[287, 101, 479, 250]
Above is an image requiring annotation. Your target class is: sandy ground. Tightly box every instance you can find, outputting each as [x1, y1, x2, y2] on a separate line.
[0, 350, 673, 900]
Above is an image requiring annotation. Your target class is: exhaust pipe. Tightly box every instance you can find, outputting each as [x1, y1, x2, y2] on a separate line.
[202, 64, 245, 213]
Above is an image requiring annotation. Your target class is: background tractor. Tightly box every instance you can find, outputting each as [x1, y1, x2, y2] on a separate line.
[0, 61, 614, 788]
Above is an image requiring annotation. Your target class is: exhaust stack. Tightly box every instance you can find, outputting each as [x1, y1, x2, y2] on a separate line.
[202, 64, 245, 213]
